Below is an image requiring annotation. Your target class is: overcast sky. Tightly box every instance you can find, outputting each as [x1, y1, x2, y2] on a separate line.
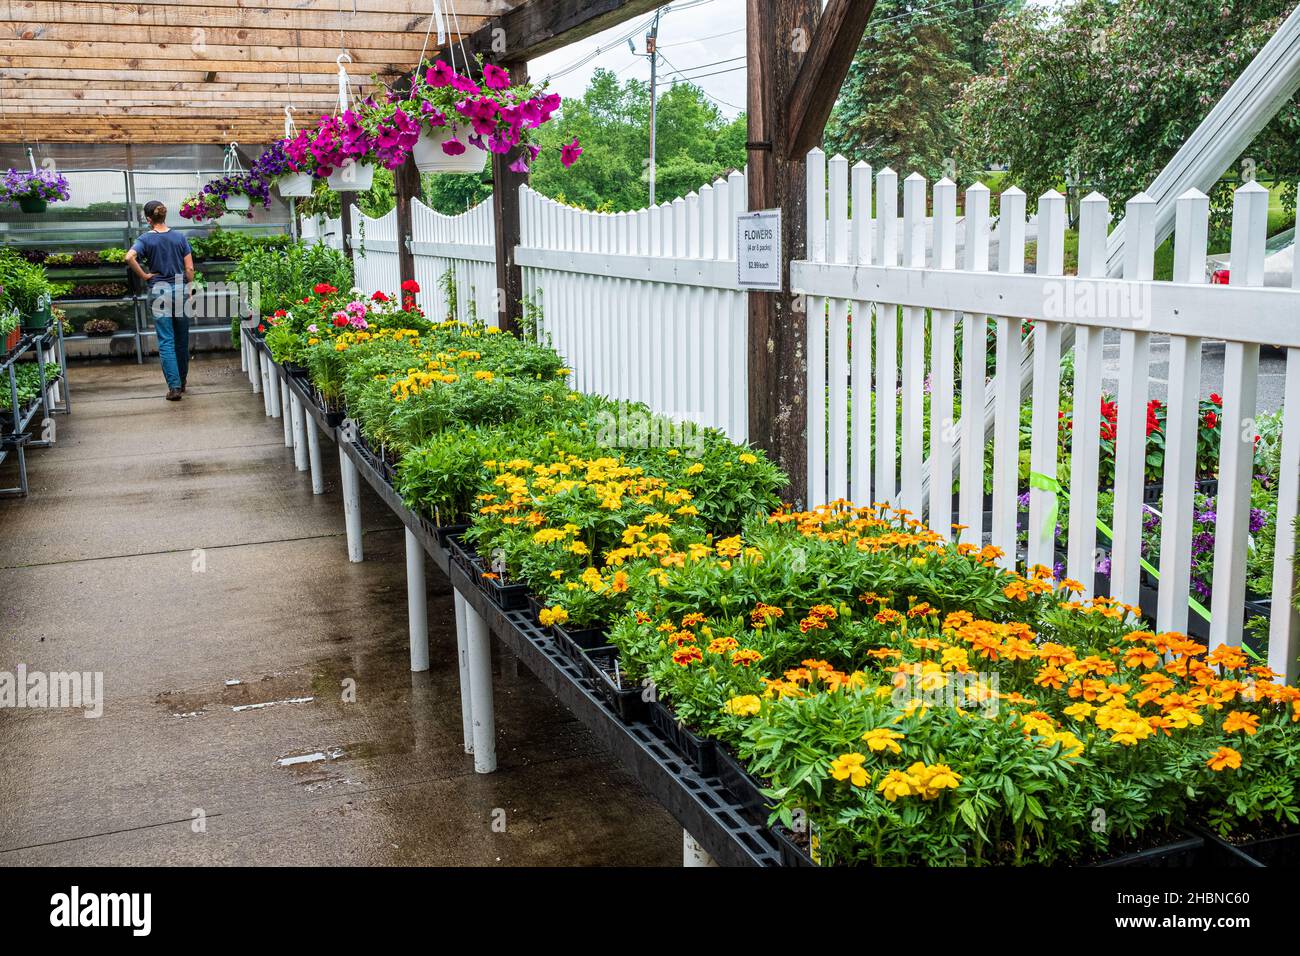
[528, 0, 1059, 119]
[529, 0, 749, 117]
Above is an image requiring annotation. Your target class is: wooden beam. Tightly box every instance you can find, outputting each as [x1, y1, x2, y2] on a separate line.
[393, 159, 422, 290]
[747, 0, 821, 508]
[461, 0, 671, 64]
[784, 0, 876, 159]
[339, 195, 357, 265]
[491, 61, 529, 336]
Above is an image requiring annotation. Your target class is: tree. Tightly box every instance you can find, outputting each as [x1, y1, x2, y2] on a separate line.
[529, 67, 748, 211]
[960, 0, 1300, 226]
[823, 0, 976, 182]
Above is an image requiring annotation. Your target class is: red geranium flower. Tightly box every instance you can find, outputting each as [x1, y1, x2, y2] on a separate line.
[333, 316, 348, 328]
[313, 283, 338, 295]
[257, 324, 265, 332]
[401, 279, 420, 294]
[1205, 411, 1218, 429]
[1209, 392, 1222, 406]
[371, 290, 389, 302]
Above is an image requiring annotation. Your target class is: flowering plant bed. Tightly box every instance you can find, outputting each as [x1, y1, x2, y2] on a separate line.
[261, 248, 1300, 867]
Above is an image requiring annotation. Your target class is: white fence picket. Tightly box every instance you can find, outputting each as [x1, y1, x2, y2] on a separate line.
[793, 149, 1300, 653]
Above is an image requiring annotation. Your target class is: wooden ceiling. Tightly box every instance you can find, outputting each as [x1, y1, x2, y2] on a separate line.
[0, 0, 521, 144]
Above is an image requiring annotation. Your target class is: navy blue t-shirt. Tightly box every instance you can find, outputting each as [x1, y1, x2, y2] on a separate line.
[131, 229, 192, 286]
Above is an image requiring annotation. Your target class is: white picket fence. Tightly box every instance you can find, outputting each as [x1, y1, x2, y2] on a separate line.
[515, 177, 750, 441]
[794, 148, 1300, 673]
[410, 198, 498, 326]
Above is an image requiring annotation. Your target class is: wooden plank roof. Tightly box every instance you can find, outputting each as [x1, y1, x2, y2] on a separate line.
[0, 0, 519, 144]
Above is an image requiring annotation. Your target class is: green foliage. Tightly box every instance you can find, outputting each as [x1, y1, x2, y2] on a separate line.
[529, 68, 748, 211]
[0, 248, 59, 315]
[824, 0, 979, 181]
[959, 0, 1300, 223]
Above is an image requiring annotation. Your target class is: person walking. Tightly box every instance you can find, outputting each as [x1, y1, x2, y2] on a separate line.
[125, 200, 195, 401]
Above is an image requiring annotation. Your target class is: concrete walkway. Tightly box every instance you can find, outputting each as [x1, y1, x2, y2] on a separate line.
[0, 354, 678, 865]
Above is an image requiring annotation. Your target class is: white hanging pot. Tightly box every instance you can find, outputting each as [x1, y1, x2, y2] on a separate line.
[326, 160, 375, 192]
[224, 194, 251, 212]
[413, 127, 487, 174]
[278, 172, 314, 197]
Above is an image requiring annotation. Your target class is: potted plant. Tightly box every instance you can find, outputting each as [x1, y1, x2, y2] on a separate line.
[179, 192, 227, 222]
[83, 317, 119, 337]
[285, 113, 377, 192]
[200, 172, 268, 214]
[1, 304, 19, 352]
[362, 59, 580, 176]
[0, 249, 58, 331]
[1, 168, 71, 213]
[250, 139, 313, 198]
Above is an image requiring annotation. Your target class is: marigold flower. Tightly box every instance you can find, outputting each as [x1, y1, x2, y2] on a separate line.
[722, 695, 761, 717]
[829, 752, 870, 788]
[861, 728, 905, 754]
[671, 646, 703, 667]
[1207, 746, 1242, 771]
[1222, 710, 1260, 736]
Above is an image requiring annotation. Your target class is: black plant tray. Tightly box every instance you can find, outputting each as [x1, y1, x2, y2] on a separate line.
[715, 745, 768, 823]
[526, 593, 546, 628]
[580, 645, 646, 723]
[447, 534, 482, 576]
[480, 573, 529, 611]
[1222, 828, 1300, 867]
[770, 825, 818, 867]
[553, 622, 607, 664]
[647, 699, 716, 776]
[1186, 825, 1266, 867]
[1092, 831, 1204, 867]
[433, 521, 471, 549]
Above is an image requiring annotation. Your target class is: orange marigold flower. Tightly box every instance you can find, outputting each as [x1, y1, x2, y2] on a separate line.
[731, 649, 764, 668]
[1206, 746, 1242, 771]
[671, 646, 703, 667]
[1222, 710, 1260, 736]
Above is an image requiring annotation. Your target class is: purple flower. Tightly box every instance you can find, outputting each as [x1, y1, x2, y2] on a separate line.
[482, 63, 511, 91]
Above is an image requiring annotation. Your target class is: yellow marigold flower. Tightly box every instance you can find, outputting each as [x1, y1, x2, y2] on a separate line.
[723, 695, 761, 717]
[877, 768, 921, 802]
[829, 752, 870, 788]
[538, 606, 568, 627]
[861, 727, 905, 755]
[738, 453, 758, 465]
[1207, 746, 1242, 771]
[716, 536, 743, 558]
[1063, 702, 1094, 721]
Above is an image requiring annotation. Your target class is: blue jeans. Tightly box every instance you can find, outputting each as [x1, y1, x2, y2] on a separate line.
[152, 284, 190, 389]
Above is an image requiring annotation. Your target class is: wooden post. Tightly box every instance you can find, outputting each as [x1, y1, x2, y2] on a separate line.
[394, 158, 422, 289]
[747, 0, 822, 508]
[339, 192, 356, 265]
[492, 61, 529, 336]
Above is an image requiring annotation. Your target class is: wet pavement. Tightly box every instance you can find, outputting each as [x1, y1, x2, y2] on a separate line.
[0, 354, 680, 866]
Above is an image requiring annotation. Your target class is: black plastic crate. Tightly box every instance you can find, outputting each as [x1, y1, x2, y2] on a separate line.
[715, 745, 768, 822]
[480, 573, 529, 611]
[1093, 831, 1204, 867]
[647, 699, 716, 776]
[770, 825, 819, 867]
[580, 646, 646, 723]
[553, 622, 607, 664]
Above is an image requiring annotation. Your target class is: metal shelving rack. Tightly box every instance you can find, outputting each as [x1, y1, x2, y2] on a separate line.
[1, 321, 71, 498]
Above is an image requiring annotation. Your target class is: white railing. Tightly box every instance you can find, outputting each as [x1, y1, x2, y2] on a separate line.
[350, 206, 401, 301]
[301, 213, 343, 250]
[410, 198, 497, 326]
[794, 147, 1300, 674]
[516, 177, 750, 441]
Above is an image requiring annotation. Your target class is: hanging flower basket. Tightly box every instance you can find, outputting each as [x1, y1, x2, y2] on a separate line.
[412, 127, 487, 174]
[326, 160, 375, 192]
[2, 168, 70, 213]
[277, 171, 314, 197]
[224, 193, 251, 212]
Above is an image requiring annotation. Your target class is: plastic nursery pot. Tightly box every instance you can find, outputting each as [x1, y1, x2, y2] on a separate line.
[579, 646, 646, 724]
[277, 172, 314, 197]
[525, 593, 546, 628]
[326, 161, 376, 192]
[412, 128, 488, 175]
[17, 195, 47, 214]
[1230, 828, 1300, 866]
[5, 328, 21, 352]
[769, 825, 819, 868]
[1090, 830, 1205, 867]
[20, 303, 52, 332]
[553, 621, 608, 664]
[715, 745, 769, 822]
[479, 571, 529, 612]
[647, 699, 717, 776]
[224, 194, 251, 212]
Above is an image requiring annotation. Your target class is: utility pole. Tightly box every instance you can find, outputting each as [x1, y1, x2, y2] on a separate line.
[630, 12, 662, 206]
[648, 12, 659, 206]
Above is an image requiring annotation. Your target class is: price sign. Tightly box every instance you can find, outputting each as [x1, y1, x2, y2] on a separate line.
[736, 209, 782, 291]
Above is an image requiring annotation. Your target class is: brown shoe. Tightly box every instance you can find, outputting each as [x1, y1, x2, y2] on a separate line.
[166, 389, 182, 401]
[180, 383, 186, 393]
